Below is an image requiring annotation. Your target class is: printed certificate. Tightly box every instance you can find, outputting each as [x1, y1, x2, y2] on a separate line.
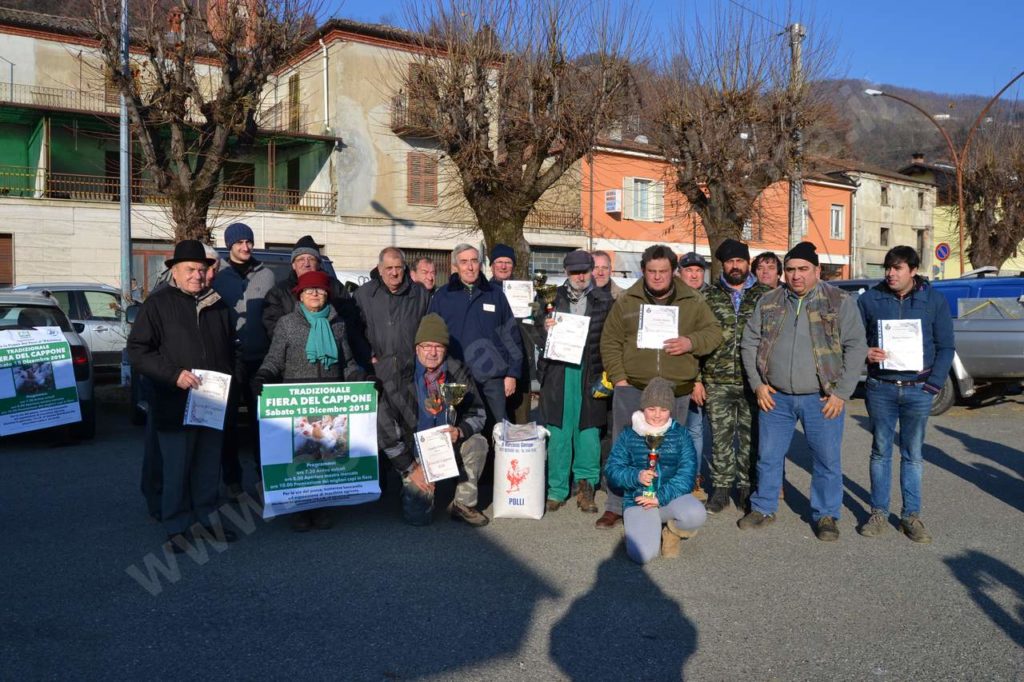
[543, 312, 590, 365]
[415, 424, 461, 483]
[502, 280, 536, 319]
[183, 369, 232, 430]
[879, 319, 924, 372]
[637, 305, 679, 349]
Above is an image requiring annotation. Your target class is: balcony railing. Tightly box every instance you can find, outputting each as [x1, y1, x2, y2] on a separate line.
[525, 209, 584, 233]
[0, 80, 313, 135]
[0, 165, 336, 215]
[390, 94, 437, 137]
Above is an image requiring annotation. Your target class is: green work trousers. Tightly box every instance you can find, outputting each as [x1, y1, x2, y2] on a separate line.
[546, 364, 600, 502]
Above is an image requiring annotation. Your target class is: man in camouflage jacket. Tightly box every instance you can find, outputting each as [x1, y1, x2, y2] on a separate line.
[699, 239, 770, 514]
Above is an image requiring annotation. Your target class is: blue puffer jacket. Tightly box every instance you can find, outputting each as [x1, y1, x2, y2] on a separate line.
[427, 273, 523, 381]
[857, 276, 955, 393]
[605, 420, 697, 509]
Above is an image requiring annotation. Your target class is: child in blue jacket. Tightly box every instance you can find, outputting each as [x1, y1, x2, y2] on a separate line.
[605, 377, 707, 564]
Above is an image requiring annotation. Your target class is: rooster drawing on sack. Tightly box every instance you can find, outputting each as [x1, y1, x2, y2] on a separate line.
[506, 458, 530, 493]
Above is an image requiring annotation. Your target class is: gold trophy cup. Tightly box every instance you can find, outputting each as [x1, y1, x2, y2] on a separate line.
[440, 382, 468, 426]
[533, 271, 558, 318]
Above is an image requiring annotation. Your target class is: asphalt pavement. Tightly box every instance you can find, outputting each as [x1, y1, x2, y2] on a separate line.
[1, 387, 1022, 680]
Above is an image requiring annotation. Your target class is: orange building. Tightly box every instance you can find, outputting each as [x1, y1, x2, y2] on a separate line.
[579, 140, 855, 279]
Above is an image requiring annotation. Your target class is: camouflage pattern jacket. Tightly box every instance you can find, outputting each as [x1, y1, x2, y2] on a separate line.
[700, 276, 770, 385]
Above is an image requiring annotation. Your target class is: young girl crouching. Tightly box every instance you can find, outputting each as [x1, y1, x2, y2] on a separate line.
[605, 377, 707, 564]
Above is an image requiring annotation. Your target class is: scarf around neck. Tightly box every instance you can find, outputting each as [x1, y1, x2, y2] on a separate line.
[631, 410, 673, 437]
[299, 303, 338, 368]
[566, 281, 593, 303]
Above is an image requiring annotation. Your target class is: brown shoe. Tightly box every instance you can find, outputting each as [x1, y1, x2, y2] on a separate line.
[691, 475, 708, 502]
[546, 499, 565, 512]
[661, 526, 680, 558]
[450, 502, 490, 527]
[666, 519, 698, 540]
[576, 481, 598, 513]
[594, 511, 622, 529]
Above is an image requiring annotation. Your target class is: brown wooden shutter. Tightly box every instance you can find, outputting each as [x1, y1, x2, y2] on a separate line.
[0, 234, 12, 286]
[407, 152, 437, 206]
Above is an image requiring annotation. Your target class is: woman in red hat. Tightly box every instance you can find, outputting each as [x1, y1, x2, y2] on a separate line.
[252, 270, 364, 532]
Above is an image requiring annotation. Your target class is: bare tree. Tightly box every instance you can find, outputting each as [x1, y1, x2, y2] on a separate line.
[397, 0, 639, 273]
[649, 7, 836, 274]
[90, 0, 322, 241]
[961, 122, 1024, 269]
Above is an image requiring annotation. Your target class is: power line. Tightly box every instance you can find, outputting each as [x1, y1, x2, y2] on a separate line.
[725, 0, 785, 30]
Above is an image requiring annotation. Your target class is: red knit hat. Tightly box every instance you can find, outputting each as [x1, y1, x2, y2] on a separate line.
[291, 270, 331, 298]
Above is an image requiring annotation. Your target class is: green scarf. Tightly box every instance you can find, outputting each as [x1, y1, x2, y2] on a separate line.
[299, 303, 338, 368]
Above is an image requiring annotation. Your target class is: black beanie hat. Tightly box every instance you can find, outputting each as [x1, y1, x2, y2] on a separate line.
[785, 241, 819, 266]
[714, 238, 750, 263]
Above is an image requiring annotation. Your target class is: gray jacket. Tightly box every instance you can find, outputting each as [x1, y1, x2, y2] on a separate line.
[741, 282, 866, 400]
[254, 306, 362, 386]
[212, 258, 277, 362]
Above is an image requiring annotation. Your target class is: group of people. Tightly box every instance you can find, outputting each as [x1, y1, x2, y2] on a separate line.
[127, 223, 954, 565]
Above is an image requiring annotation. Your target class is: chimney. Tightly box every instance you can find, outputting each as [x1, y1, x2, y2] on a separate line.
[911, 152, 925, 165]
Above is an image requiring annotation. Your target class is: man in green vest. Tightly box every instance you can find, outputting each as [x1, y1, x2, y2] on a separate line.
[737, 242, 866, 541]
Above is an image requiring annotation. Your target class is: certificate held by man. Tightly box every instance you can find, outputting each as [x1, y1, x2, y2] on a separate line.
[637, 304, 679, 349]
[414, 424, 461, 483]
[502, 280, 535, 319]
[878, 319, 924, 372]
[183, 369, 232, 430]
[544, 312, 590, 365]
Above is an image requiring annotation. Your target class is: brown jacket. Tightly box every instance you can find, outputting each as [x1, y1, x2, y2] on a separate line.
[600, 278, 723, 395]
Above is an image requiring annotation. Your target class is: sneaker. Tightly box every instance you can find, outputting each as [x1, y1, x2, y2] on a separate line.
[900, 514, 933, 544]
[595, 511, 622, 529]
[815, 516, 839, 542]
[660, 526, 681, 558]
[705, 487, 731, 514]
[451, 502, 490, 527]
[735, 486, 751, 512]
[576, 481, 598, 513]
[546, 499, 565, 512]
[858, 510, 889, 537]
[737, 510, 775, 530]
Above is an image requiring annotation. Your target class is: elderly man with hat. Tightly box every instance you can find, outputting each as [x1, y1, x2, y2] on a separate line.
[533, 249, 614, 513]
[739, 241, 866, 541]
[488, 243, 533, 424]
[127, 240, 239, 552]
[698, 238, 771, 514]
[263, 235, 371, 371]
[211, 222, 276, 498]
[677, 252, 709, 292]
[376, 314, 490, 527]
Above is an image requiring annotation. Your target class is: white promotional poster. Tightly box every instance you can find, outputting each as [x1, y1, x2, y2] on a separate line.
[0, 327, 81, 436]
[257, 381, 380, 519]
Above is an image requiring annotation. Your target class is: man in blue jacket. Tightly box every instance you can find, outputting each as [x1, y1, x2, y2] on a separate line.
[428, 243, 523, 427]
[857, 246, 954, 543]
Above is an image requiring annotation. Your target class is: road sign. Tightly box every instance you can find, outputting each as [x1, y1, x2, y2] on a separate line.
[935, 243, 951, 262]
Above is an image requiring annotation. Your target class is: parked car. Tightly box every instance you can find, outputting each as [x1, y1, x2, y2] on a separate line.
[0, 290, 96, 439]
[10, 282, 127, 373]
[832, 269, 1024, 415]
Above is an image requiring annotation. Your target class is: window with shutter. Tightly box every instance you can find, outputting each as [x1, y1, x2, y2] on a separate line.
[407, 152, 438, 206]
[652, 181, 665, 222]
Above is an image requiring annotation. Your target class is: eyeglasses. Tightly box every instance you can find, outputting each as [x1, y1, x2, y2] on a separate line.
[302, 288, 328, 296]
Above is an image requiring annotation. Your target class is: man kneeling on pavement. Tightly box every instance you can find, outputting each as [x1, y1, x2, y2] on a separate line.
[376, 314, 490, 527]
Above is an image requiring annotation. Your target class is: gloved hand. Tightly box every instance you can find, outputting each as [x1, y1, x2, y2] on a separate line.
[591, 371, 614, 399]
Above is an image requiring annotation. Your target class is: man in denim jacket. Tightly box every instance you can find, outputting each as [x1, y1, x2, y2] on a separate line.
[856, 246, 955, 543]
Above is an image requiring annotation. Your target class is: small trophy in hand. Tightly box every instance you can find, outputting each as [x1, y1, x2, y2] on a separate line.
[642, 433, 665, 498]
[440, 382, 468, 427]
[533, 271, 558, 319]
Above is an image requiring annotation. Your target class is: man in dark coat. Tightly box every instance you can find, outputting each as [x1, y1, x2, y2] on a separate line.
[534, 250, 612, 513]
[127, 240, 239, 552]
[262, 235, 371, 371]
[488, 243, 532, 424]
[377, 314, 489, 527]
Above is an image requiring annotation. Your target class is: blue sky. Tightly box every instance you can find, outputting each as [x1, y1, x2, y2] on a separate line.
[333, 0, 1023, 98]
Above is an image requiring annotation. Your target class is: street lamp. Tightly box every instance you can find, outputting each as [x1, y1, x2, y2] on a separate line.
[865, 72, 1024, 275]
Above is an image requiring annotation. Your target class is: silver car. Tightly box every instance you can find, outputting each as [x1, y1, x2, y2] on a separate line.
[11, 283, 127, 373]
[0, 290, 96, 439]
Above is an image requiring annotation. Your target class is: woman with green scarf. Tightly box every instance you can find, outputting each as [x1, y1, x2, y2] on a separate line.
[253, 270, 365, 532]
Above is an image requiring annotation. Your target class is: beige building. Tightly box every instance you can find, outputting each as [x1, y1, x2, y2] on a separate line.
[0, 9, 584, 289]
[818, 160, 937, 279]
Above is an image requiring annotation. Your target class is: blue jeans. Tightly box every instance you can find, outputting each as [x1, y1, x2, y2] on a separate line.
[865, 378, 934, 518]
[684, 400, 705, 460]
[750, 391, 845, 522]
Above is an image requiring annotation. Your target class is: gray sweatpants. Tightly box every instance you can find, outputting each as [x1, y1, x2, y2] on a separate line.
[157, 427, 223, 535]
[402, 433, 488, 525]
[624, 494, 707, 565]
[604, 385, 691, 514]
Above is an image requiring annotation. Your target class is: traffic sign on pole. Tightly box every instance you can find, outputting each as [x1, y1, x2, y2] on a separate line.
[935, 243, 951, 262]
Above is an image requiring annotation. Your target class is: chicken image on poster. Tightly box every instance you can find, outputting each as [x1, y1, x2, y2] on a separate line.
[257, 382, 379, 519]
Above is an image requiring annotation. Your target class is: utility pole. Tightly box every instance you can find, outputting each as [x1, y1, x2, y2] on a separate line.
[118, 0, 132, 308]
[786, 22, 805, 249]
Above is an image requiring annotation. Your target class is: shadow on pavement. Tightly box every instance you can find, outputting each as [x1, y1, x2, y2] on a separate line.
[944, 550, 1024, 648]
[924, 425, 1024, 514]
[550, 551, 698, 680]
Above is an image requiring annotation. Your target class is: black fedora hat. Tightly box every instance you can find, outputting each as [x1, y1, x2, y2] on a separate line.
[165, 239, 216, 267]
